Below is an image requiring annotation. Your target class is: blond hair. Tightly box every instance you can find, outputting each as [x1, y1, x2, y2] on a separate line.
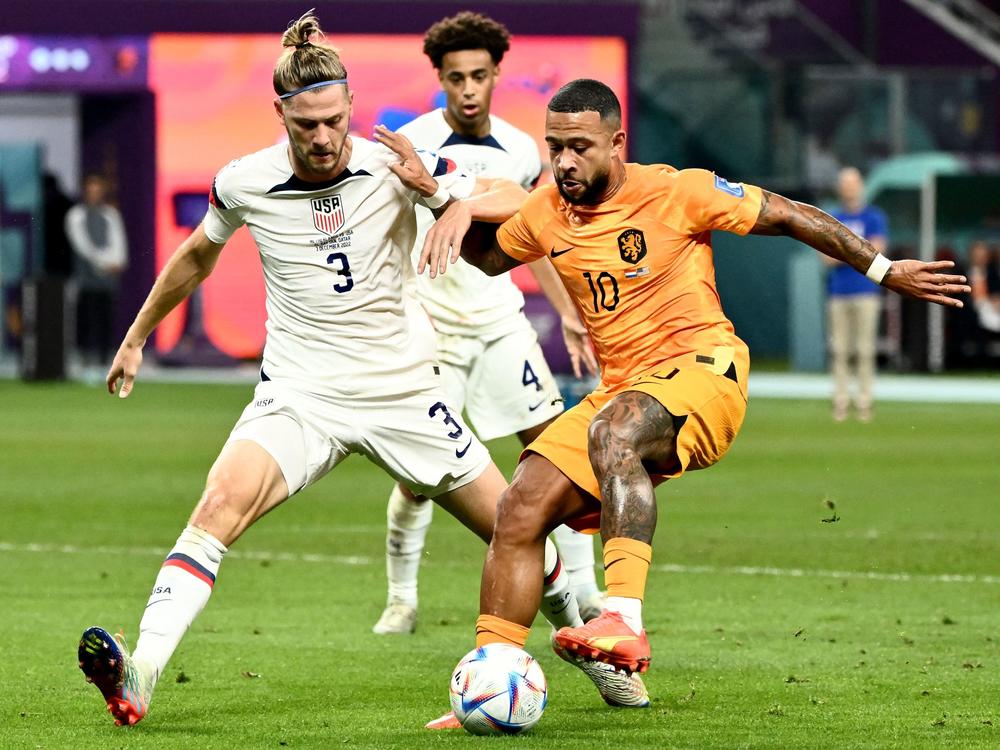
[273, 10, 347, 97]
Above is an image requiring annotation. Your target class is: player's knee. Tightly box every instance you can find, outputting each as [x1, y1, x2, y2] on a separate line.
[192, 469, 255, 534]
[587, 415, 640, 477]
[493, 483, 548, 546]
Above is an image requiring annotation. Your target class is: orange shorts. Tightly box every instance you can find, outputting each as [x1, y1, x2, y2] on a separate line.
[524, 347, 749, 533]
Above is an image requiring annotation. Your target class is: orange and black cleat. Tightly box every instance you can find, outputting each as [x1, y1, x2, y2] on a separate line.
[553, 610, 651, 674]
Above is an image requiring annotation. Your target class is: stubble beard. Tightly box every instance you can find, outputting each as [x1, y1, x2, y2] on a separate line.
[288, 132, 343, 179]
[557, 169, 611, 206]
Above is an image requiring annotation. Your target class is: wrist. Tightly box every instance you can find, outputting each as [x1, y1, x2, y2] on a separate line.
[421, 181, 450, 208]
[865, 253, 892, 284]
[122, 330, 147, 349]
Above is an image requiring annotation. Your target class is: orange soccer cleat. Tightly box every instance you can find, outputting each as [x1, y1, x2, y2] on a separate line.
[424, 710, 463, 730]
[553, 610, 651, 674]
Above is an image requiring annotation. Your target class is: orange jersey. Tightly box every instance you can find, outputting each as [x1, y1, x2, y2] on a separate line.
[496, 164, 763, 389]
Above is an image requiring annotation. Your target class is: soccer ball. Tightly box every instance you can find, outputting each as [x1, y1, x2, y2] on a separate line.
[449, 643, 548, 735]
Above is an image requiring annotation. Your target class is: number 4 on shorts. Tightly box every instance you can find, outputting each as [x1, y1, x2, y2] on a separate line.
[523, 360, 542, 391]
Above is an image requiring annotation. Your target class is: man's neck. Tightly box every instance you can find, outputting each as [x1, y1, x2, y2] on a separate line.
[596, 160, 628, 204]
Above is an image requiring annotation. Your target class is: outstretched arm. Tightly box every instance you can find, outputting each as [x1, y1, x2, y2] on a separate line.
[417, 182, 526, 279]
[752, 190, 969, 307]
[107, 223, 224, 398]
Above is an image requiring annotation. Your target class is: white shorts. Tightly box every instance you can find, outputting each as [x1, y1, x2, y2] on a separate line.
[436, 320, 564, 442]
[226, 379, 491, 498]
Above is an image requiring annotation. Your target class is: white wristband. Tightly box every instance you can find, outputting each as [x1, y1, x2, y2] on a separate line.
[422, 183, 450, 210]
[865, 253, 892, 284]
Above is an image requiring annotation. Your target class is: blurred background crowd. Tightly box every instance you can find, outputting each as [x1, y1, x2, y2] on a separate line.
[2, 0, 998, 388]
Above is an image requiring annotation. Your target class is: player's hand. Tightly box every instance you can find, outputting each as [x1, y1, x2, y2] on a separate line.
[882, 260, 970, 307]
[373, 124, 437, 196]
[419, 200, 472, 278]
[106, 342, 143, 398]
[561, 314, 597, 378]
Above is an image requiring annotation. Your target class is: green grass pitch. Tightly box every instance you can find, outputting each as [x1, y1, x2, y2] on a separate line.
[0, 380, 997, 749]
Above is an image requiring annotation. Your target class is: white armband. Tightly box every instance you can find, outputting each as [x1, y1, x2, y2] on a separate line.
[422, 183, 450, 210]
[865, 253, 892, 284]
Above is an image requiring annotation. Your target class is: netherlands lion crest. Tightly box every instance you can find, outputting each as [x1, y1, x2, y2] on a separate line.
[617, 228, 646, 264]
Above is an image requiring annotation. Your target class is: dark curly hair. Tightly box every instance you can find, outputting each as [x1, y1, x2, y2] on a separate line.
[422, 11, 511, 69]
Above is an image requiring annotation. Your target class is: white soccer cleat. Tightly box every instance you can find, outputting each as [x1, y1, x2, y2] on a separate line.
[372, 601, 417, 635]
[551, 630, 650, 708]
[578, 591, 607, 623]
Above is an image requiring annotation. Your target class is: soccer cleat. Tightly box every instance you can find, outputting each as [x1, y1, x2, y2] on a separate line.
[372, 602, 417, 635]
[551, 630, 649, 707]
[425, 710, 462, 730]
[578, 591, 607, 623]
[78, 626, 154, 726]
[554, 610, 651, 674]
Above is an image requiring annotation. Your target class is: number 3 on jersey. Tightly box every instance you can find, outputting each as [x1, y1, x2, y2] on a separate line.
[326, 252, 354, 293]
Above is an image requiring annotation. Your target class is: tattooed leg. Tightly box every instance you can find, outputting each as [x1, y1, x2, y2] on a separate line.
[580, 390, 679, 640]
[587, 391, 679, 545]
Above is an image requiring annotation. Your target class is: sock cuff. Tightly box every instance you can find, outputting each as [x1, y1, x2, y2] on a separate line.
[162, 526, 228, 588]
[475, 615, 530, 648]
[543, 538, 559, 579]
[603, 537, 652, 566]
[387, 486, 434, 531]
[181, 525, 228, 556]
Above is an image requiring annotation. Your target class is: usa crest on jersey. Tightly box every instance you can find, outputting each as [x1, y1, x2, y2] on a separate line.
[311, 195, 345, 235]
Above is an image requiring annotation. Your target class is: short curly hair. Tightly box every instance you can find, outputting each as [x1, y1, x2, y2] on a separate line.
[422, 11, 511, 69]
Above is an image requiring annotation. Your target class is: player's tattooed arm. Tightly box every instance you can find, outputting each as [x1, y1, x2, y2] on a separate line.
[589, 391, 679, 544]
[751, 189, 970, 307]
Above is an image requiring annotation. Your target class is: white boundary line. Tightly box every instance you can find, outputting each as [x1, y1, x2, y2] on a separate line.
[652, 562, 1000, 585]
[0, 541, 372, 567]
[2, 541, 997, 585]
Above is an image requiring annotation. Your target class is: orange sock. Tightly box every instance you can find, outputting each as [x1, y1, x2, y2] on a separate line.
[603, 537, 652, 601]
[475, 615, 530, 648]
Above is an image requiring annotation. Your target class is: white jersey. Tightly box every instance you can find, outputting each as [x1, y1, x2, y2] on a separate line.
[202, 138, 476, 397]
[398, 109, 542, 339]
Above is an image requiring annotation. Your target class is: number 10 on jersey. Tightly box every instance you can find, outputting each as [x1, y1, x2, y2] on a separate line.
[582, 271, 619, 312]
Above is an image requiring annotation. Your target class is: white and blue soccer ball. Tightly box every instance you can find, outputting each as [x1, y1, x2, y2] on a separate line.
[449, 643, 548, 735]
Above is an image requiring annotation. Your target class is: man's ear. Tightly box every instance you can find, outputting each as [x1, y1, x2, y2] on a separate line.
[610, 128, 627, 158]
[273, 98, 285, 123]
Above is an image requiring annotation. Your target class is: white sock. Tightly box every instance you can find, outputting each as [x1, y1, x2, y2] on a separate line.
[133, 525, 227, 682]
[385, 485, 433, 608]
[605, 595, 643, 634]
[552, 525, 600, 601]
[539, 538, 583, 629]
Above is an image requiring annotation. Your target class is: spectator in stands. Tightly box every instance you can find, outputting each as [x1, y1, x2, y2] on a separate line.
[968, 240, 1000, 333]
[42, 173, 75, 279]
[823, 166, 888, 422]
[65, 173, 128, 365]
